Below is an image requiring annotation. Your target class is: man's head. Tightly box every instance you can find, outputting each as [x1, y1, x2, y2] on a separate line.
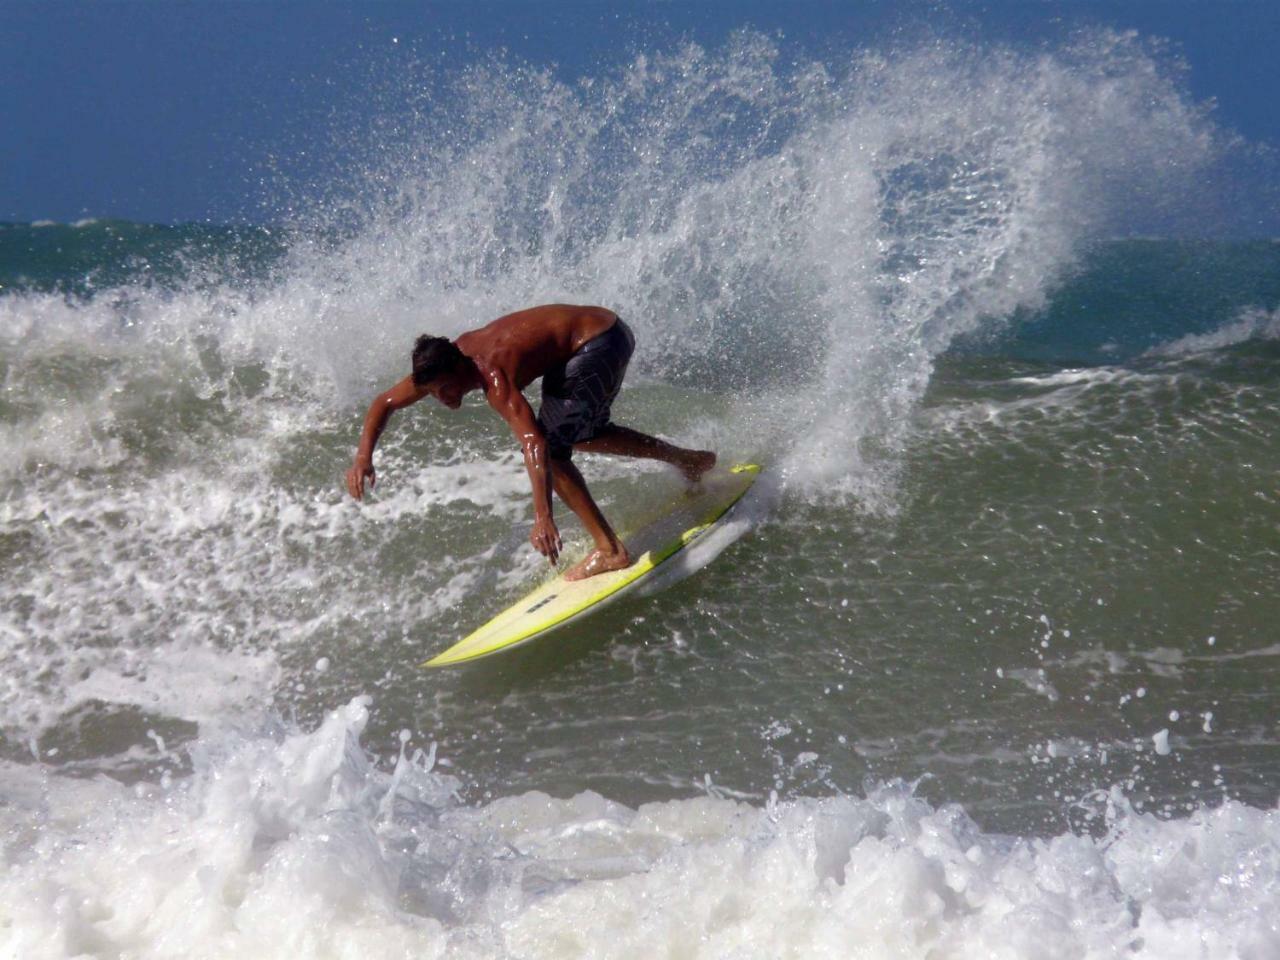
[412, 335, 471, 408]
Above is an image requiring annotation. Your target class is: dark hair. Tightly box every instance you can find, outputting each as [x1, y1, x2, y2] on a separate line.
[412, 335, 465, 386]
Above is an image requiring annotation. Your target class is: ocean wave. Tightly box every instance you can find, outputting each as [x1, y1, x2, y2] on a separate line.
[2, 697, 1275, 959]
[2, 34, 1276, 953]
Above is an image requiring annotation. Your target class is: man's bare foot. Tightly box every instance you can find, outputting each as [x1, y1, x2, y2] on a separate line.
[564, 545, 632, 581]
[678, 450, 717, 484]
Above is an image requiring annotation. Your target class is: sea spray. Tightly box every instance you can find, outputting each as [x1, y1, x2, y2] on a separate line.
[263, 31, 1220, 503]
[5, 32, 1220, 487]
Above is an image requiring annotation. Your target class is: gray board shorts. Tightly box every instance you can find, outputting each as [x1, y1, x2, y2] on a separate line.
[537, 318, 635, 460]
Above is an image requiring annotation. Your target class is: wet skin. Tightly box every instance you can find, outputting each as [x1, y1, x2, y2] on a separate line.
[347, 304, 716, 579]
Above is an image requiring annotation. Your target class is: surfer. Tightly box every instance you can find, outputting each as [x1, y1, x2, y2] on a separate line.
[346, 304, 716, 580]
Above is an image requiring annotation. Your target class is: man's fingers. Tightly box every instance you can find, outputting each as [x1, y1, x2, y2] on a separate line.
[347, 465, 375, 501]
[533, 533, 558, 563]
[529, 523, 562, 563]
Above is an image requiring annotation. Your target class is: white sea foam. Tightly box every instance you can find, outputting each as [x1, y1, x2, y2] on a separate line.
[2, 698, 1276, 959]
[0, 444, 531, 735]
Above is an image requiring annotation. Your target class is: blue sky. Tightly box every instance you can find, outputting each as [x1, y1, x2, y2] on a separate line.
[4, 1, 1278, 225]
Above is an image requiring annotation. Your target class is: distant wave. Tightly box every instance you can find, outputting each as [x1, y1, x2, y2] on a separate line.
[1147, 305, 1280, 356]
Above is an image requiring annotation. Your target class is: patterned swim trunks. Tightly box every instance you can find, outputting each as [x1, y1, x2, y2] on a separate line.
[537, 318, 635, 460]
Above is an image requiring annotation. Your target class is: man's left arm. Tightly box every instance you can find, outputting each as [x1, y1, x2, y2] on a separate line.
[484, 369, 561, 564]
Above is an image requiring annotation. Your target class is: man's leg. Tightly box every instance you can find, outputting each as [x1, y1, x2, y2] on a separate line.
[549, 457, 631, 581]
[573, 425, 716, 482]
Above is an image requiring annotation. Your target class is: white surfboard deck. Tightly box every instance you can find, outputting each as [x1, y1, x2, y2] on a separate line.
[422, 464, 761, 667]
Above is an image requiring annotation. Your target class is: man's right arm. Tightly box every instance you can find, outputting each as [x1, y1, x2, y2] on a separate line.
[346, 375, 429, 500]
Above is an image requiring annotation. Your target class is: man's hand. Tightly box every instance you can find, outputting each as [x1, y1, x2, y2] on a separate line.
[530, 514, 561, 564]
[346, 458, 376, 501]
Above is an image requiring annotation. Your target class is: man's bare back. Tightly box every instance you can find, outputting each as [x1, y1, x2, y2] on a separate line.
[456, 304, 619, 391]
[346, 304, 716, 580]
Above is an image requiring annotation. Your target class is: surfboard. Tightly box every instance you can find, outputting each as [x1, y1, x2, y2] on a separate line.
[422, 463, 761, 667]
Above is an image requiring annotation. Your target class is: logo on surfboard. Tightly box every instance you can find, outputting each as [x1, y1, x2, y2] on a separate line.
[525, 594, 558, 614]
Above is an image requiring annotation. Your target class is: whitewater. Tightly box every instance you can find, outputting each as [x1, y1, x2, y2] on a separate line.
[2, 30, 1278, 959]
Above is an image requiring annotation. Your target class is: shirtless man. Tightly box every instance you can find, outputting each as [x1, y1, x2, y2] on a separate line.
[345, 304, 716, 580]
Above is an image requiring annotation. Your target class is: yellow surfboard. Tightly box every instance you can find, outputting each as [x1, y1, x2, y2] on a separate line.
[422, 464, 761, 667]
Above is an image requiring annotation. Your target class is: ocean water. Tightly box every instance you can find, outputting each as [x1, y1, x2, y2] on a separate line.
[2, 31, 1278, 959]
